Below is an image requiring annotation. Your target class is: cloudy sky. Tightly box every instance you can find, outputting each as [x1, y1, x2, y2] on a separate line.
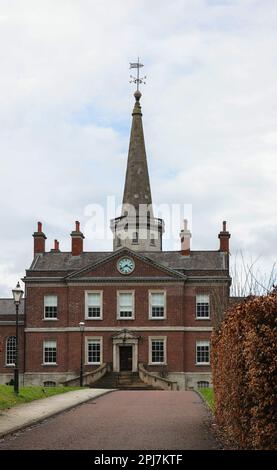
[0, 0, 276, 296]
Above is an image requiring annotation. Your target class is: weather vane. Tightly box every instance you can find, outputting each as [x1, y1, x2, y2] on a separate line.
[129, 58, 146, 91]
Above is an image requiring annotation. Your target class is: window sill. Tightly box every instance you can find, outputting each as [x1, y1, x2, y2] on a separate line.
[86, 362, 101, 366]
[42, 363, 58, 367]
[149, 317, 166, 320]
[43, 318, 58, 321]
[195, 363, 210, 366]
[148, 362, 167, 366]
[117, 317, 135, 321]
[5, 364, 15, 368]
[85, 318, 103, 321]
[195, 318, 211, 321]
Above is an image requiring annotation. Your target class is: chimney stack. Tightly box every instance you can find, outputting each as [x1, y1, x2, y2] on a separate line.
[33, 221, 47, 256]
[71, 221, 84, 256]
[180, 219, 191, 256]
[51, 239, 60, 252]
[218, 220, 231, 252]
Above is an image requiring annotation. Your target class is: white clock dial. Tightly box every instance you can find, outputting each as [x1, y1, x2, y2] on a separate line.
[117, 257, 135, 274]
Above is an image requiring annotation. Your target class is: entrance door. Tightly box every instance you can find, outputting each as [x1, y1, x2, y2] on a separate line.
[119, 346, 132, 371]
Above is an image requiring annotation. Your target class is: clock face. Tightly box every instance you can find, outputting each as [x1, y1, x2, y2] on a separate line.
[117, 257, 135, 275]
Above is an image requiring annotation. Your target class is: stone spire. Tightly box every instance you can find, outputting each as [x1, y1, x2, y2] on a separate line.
[122, 90, 153, 214]
[110, 73, 164, 252]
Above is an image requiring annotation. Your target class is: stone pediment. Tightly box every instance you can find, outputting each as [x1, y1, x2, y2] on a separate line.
[111, 329, 140, 341]
[65, 248, 187, 282]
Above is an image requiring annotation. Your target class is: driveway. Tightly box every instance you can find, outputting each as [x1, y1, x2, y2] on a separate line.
[0, 390, 219, 450]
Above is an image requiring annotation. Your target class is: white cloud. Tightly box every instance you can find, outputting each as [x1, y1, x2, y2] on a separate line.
[0, 0, 276, 295]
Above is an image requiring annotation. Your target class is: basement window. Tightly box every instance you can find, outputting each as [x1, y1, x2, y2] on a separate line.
[43, 381, 56, 387]
[197, 381, 210, 388]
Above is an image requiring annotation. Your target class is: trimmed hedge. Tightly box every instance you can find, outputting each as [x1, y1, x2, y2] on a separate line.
[212, 288, 277, 450]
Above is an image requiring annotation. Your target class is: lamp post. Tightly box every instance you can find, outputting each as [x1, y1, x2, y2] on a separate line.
[12, 281, 24, 394]
[79, 321, 85, 387]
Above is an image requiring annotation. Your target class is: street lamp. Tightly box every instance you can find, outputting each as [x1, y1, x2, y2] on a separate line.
[79, 321, 85, 387]
[12, 281, 24, 394]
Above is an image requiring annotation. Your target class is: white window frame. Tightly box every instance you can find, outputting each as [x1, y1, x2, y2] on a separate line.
[117, 291, 135, 320]
[86, 337, 103, 365]
[196, 294, 210, 320]
[196, 340, 210, 365]
[149, 291, 166, 320]
[43, 340, 57, 365]
[148, 336, 167, 365]
[6, 336, 16, 367]
[85, 290, 103, 320]
[44, 294, 58, 320]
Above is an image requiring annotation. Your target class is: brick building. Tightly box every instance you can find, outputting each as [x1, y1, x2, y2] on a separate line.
[0, 89, 231, 390]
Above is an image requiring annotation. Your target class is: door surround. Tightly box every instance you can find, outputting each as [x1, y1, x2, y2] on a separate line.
[112, 330, 139, 372]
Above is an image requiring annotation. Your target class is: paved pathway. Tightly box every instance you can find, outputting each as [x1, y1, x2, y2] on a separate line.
[0, 389, 112, 438]
[0, 391, 219, 450]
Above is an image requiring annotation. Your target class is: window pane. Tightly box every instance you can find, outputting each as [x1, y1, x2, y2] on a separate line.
[197, 294, 209, 303]
[151, 340, 165, 363]
[87, 293, 101, 307]
[151, 307, 164, 318]
[197, 381, 210, 388]
[87, 293, 101, 318]
[88, 340, 101, 363]
[44, 340, 57, 363]
[196, 341, 210, 364]
[119, 293, 133, 307]
[44, 295, 58, 318]
[44, 295, 57, 307]
[151, 293, 165, 306]
[196, 295, 210, 318]
[88, 307, 101, 318]
[6, 336, 16, 365]
[119, 293, 133, 317]
[151, 292, 165, 318]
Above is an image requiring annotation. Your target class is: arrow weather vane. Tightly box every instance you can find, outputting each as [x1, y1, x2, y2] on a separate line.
[129, 58, 146, 92]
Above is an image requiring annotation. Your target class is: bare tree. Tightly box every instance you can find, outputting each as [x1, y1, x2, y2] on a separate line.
[230, 251, 277, 297]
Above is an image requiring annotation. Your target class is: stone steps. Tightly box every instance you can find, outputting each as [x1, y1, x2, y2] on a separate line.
[90, 371, 161, 391]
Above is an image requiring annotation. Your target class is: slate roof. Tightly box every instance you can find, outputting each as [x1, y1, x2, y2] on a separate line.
[28, 250, 227, 273]
[0, 298, 25, 315]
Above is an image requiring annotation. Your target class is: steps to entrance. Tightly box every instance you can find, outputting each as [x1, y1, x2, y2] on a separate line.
[89, 371, 162, 391]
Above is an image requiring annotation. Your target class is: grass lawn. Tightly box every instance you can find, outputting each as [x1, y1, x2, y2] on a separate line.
[0, 385, 81, 411]
[198, 387, 215, 411]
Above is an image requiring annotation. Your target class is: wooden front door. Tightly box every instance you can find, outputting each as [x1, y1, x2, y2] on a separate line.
[119, 346, 133, 371]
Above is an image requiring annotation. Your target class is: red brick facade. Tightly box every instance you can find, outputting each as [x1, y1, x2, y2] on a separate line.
[0, 94, 231, 390]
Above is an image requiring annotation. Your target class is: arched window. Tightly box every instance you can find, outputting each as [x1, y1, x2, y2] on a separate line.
[197, 381, 210, 389]
[6, 336, 16, 366]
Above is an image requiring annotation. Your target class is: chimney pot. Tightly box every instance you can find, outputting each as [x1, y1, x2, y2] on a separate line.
[218, 220, 231, 252]
[180, 219, 191, 255]
[71, 221, 84, 256]
[33, 221, 47, 256]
